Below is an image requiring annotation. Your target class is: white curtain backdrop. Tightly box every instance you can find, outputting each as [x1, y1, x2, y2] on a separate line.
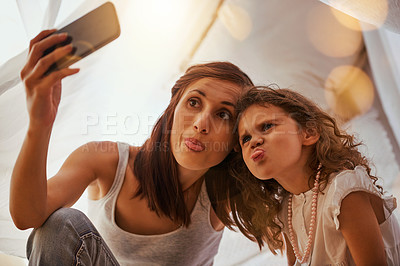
[0, 0, 399, 265]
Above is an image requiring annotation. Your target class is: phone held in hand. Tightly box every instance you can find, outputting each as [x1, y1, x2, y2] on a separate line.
[43, 1, 121, 75]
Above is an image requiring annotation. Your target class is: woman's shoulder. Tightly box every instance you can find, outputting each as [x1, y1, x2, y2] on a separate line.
[128, 145, 141, 167]
[80, 141, 119, 179]
[83, 141, 139, 199]
[82, 141, 142, 171]
[77, 141, 138, 160]
[77, 141, 119, 164]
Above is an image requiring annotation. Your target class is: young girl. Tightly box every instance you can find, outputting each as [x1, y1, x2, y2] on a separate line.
[230, 86, 400, 265]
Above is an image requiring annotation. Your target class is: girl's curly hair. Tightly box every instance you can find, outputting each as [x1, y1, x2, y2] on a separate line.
[216, 85, 382, 254]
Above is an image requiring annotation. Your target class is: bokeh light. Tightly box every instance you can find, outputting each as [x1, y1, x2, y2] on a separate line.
[307, 5, 363, 58]
[325, 65, 374, 121]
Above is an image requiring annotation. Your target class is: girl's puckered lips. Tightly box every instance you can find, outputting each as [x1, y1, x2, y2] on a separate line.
[251, 148, 264, 162]
[184, 138, 205, 152]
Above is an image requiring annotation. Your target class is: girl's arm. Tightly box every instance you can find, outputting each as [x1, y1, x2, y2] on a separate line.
[283, 233, 296, 266]
[338, 191, 387, 266]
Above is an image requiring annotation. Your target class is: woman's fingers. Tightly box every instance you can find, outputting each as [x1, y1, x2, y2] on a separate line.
[22, 31, 69, 80]
[40, 68, 80, 91]
[25, 67, 79, 97]
[30, 44, 74, 79]
[25, 33, 69, 72]
[29, 29, 57, 52]
[21, 30, 80, 128]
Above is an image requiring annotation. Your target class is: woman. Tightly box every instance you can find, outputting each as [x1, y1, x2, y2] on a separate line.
[9, 30, 254, 265]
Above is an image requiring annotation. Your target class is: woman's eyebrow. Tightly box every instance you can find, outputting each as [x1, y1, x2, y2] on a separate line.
[189, 89, 206, 97]
[221, 101, 235, 107]
[189, 89, 235, 107]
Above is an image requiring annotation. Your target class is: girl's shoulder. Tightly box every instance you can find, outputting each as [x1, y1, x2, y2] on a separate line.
[324, 166, 397, 230]
[325, 165, 381, 204]
[327, 165, 376, 192]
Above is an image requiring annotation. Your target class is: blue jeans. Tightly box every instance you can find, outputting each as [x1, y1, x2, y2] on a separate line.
[26, 208, 120, 266]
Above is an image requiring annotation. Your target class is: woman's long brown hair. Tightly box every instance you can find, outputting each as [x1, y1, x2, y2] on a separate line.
[133, 62, 253, 227]
[222, 86, 382, 253]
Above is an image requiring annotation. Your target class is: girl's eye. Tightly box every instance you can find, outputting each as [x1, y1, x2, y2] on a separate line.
[218, 111, 232, 120]
[188, 98, 200, 108]
[262, 123, 274, 131]
[242, 135, 251, 145]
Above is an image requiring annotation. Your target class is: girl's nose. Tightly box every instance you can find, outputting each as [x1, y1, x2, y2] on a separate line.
[193, 113, 210, 134]
[250, 136, 264, 148]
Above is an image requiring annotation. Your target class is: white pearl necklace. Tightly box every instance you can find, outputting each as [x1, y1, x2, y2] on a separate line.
[287, 165, 322, 264]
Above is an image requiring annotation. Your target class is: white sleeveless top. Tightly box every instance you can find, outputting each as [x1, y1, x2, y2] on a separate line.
[87, 142, 223, 266]
[279, 166, 400, 265]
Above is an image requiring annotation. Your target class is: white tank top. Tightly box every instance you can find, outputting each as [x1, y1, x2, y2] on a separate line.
[87, 142, 223, 266]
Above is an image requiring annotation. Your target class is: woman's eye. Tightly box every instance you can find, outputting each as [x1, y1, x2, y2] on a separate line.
[218, 111, 232, 120]
[188, 98, 200, 108]
[262, 123, 274, 131]
[242, 135, 251, 145]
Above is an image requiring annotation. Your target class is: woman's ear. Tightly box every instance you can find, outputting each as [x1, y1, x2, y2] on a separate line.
[302, 127, 320, 146]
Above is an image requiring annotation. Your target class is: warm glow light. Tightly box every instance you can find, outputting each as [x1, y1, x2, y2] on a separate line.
[329, 7, 377, 32]
[329, 7, 362, 32]
[307, 5, 363, 58]
[218, 3, 252, 41]
[117, 0, 189, 71]
[325, 66, 375, 121]
[331, 0, 388, 30]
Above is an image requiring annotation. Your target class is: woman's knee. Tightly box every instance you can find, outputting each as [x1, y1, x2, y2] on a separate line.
[27, 208, 95, 260]
[47, 207, 87, 223]
[40, 208, 89, 235]
[28, 208, 94, 249]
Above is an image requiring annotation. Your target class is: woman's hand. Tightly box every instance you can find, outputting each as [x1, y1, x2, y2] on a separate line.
[20, 29, 80, 130]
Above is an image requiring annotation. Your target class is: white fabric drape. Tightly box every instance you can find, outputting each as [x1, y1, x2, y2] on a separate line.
[362, 27, 400, 151]
[318, 0, 400, 152]
[319, 0, 400, 33]
[0, 0, 60, 96]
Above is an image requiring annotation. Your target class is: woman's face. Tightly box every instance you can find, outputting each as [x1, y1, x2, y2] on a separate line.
[170, 78, 242, 171]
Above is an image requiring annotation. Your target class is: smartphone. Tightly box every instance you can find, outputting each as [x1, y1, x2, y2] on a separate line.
[43, 1, 121, 75]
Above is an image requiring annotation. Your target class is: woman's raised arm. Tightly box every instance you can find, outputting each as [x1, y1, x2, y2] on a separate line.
[9, 30, 90, 230]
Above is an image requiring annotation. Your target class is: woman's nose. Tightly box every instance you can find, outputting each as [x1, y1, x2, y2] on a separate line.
[193, 113, 210, 134]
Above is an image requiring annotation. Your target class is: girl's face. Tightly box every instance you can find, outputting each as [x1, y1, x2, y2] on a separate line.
[238, 104, 310, 181]
[170, 78, 242, 172]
